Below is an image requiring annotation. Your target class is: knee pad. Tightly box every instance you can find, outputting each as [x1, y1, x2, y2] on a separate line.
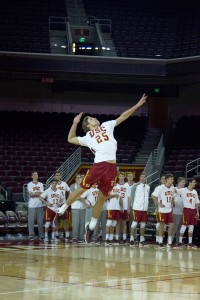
[188, 225, 194, 233]
[156, 222, 160, 230]
[112, 220, 117, 227]
[106, 220, 113, 227]
[140, 222, 146, 229]
[45, 222, 51, 228]
[180, 225, 187, 234]
[131, 221, 138, 229]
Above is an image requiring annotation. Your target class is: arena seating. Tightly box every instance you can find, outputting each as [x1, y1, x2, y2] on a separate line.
[163, 116, 200, 191]
[83, 0, 200, 58]
[0, 0, 66, 53]
[0, 110, 148, 202]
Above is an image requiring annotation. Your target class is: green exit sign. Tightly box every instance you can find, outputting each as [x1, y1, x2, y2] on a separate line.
[79, 37, 85, 42]
[154, 87, 160, 93]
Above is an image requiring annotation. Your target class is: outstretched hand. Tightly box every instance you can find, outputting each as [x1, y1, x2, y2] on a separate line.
[137, 93, 147, 107]
[73, 112, 83, 125]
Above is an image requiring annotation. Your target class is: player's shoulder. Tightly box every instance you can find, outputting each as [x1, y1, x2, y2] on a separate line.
[101, 120, 116, 127]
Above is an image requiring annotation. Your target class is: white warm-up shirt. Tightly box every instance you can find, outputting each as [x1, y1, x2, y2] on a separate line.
[107, 185, 121, 210]
[177, 187, 199, 209]
[27, 181, 44, 208]
[40, 187, 64, 213]
[80, 187, 99, 207]
[173, 187, 183, 215]
[71, 183, 85, 209]
[117, 183, 131, 210]
[77, 120, 117, 163]
[56, 181, 71, 204]
[152, 184, 175, 213]
[132, 183, 150, 211]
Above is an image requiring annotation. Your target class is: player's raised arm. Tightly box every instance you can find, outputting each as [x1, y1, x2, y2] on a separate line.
[115, 94, 147, 127]
[68, 112, 83, 145]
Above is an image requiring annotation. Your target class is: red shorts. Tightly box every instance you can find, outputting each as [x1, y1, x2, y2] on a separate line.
[182, 207, 197, 225]
[80, 161, 117, 197]
[121, 210, 129, 221]
[132, 210, 148, 222]
[158, 211, 173, 224]
[106, 210, 121, 220]
[45, 207, 68, 222]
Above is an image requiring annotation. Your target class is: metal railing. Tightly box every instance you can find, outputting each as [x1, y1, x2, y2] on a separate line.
[147, 171, 160, 185]
[87, 16, 112, 33]
[46, 147, 82, 186]
[144, 152, 153, 177]
[186, 157, 200, 179]
[154, 135, 163, 164]
[0, 184, 7, 201]
[49, 16, 69, 31]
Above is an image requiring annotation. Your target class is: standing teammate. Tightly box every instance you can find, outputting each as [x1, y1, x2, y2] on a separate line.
[130, 172, 150, 247]
[177, 178, 199, 248]
[151, 174, 166, 247]
[58, 94, 147, 243]
[152, 173, 175, 249]
[54, 171, 71, 242]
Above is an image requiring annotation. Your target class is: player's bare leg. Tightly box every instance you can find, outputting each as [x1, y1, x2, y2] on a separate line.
[158, 222, 165, 248]
[167, 223, 173, 246]
[58, 186, 86, 214]
[122, 220, 128, 243]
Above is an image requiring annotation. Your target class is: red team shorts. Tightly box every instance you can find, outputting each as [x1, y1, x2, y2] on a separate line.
[182, 207, 197, 225]
[158, 211, 173, 224]
[106, 210, 121, 220]
[80, 161, 117, 197]
[121, 210, 129, 221]
[132, 210, 148, 222]
[45, 207, 68, 222]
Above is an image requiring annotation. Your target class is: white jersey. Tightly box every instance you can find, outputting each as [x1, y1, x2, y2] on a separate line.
[152, 184, 175, 213]
[107, 185, 121, 210]
[132, 183, 150, 211]
[27, 181, 44, 208]
[40, 187, 64, 213]
[177, 187, 199, 209]
[173, 187, 183, 215]
[80, 187, 99, 207]
[77, 120, 117, 163]
[56, 181, 70, 204]
[117, 183, 131, 210]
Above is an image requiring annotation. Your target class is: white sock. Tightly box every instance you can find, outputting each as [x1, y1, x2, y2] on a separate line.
[115, 234, 119, 241]
[45, 232, 48, 237]
[89, 217, 98, 230]
[140, 236, 145, 242]
[168, 236, 172, 245]
[156, 236, 159, 242]
[123, 234, 126, 240]
[106, 233, 109, 240]
[110, 234, 114, 241]
[189, 237, 192, 244]
[130, 235, 134, 242]
[65, 231, 69, 238]
[55, 231, 59, 236]
[159, 236, 163, 244]
[51, 232, 55, 238]
[179, 236, 183, 243]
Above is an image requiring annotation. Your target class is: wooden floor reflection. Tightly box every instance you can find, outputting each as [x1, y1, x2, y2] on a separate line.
[0, 241, 200, 300]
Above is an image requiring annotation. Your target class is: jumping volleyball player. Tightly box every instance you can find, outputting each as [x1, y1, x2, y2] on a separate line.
[57, 94, 147, 243]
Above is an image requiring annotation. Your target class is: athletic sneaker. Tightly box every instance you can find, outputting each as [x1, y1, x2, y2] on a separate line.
[113, 239, 120, 246]
[122, 239, 127, 245]
[130, 241, 137, 247]
[158, 243, 166, 249]
[139, 241, 149, 248]
[105, 239, 111, 246]
[178, 243, 185, 248]
[51, 236, 59, 243]
[154, 242, 159, 249]
[65, 237, 71, 244]
[29, 236, 34, 241]
[44, 236, 49, 242]
[85, 224, 93, 244]
[187, 243, 197, 249]
[172, 243, 180, 249]
[72, 238, 78, 244]
[166, 244, 172, 249]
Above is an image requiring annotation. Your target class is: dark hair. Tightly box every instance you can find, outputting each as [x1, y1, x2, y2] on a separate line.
[160, 174, 165, 178]
[31, 171, 38, 176]
[186, 177, 196, 186]
[140, 172, 146, 177]
[49, 178, 58, 184]
[82, 116, 90, 133]
[54, 170, 61, 176]
[165, 173, 174, 180]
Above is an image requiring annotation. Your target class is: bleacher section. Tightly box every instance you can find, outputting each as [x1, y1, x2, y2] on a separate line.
[83, 0, 200, 58]
[0, 0, 66, 53]
[0, 111, 148, 201]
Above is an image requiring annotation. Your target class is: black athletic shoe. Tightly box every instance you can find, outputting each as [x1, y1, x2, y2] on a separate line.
[85, 224, 93, 244]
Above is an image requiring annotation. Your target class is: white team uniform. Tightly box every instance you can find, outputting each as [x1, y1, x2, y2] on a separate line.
[41, 187, 64, 213]
[81, 187, 99, 207]
[177, 188, 199, 209]
[132, 183, 150, 211]
[77, 120, 117, 163]
[152, 184, 175, 213]
[107, 186, 121, 210]
[117, 183, 131, 210]
[27, 181, 44, 208]
[56, 181, 71, 204]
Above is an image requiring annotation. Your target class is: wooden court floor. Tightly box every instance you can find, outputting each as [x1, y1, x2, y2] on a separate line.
[0, 241, 200, 300]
